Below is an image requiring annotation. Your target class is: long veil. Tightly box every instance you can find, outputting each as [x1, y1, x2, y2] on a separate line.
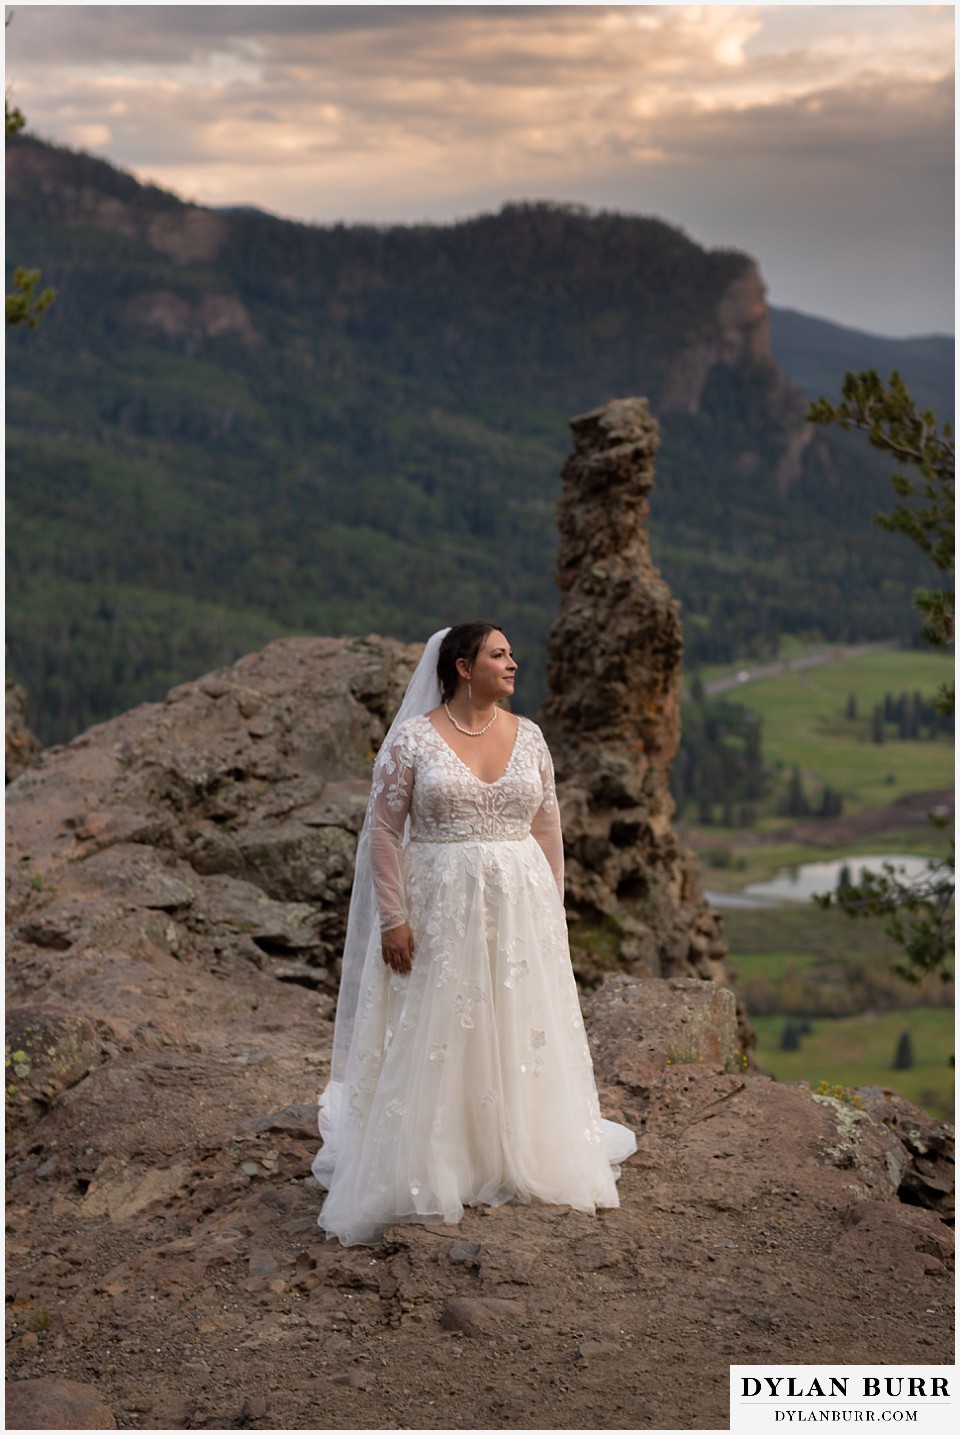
[312, 627, 449, 1187]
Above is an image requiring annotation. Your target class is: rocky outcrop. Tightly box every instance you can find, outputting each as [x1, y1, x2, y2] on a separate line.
[540, 399, 736, 1017]
[124, 290, 258, 348]
[583, 974, 740, 1093]
[856, 1085, 955, 1223]
[6, 676, 43, 784]
[5, 635, 421, 998]
[5, 138, 226, 265]
[7, 614, 727, 1006]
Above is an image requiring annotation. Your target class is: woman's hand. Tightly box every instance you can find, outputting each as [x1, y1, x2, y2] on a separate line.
[381, 922, 415, 976]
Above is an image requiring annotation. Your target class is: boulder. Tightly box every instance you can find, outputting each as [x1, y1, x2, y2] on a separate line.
[583, 973, 740, 1092]
[4, 1376, 116, 1430]
[5, 1006, 104, 1133]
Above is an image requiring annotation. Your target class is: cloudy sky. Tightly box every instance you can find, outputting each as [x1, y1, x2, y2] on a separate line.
[5, 3, 955, 336]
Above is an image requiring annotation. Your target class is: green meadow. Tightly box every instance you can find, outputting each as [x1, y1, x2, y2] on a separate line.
[687, 645, 955, 1120]
[685, 645, 953, 888]
[737, 647, 954, 811]
[724, 903, 954, 1014]
[750, 1009, 955, 1121]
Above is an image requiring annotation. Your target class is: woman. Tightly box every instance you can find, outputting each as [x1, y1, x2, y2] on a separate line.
[313, 623, 635, 1246]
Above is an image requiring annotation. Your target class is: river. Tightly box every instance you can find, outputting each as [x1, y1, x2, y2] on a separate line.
[706, 853, 944, 909]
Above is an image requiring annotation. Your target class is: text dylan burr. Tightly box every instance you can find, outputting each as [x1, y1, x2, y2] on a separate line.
[741, 1378, 949, 1399]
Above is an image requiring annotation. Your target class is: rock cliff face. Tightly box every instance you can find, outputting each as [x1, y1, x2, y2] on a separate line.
[658, 264, 771, 415]
[657, 262, 814, 490]
[541, 399, 732, 1002]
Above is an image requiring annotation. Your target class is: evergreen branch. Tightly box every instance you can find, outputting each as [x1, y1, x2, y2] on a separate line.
[6, 267, 56, 329]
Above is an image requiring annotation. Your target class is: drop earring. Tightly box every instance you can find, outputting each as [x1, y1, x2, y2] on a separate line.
[467, 681, 473, 700]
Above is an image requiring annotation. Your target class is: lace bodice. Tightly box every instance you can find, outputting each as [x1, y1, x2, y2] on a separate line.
[368, 714, 564, 930]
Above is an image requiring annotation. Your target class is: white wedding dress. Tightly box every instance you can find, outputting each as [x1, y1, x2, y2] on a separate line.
[313, 712, 636, 1246]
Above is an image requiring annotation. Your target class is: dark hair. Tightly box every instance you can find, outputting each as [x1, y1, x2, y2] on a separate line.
[437, 623, 507, 704]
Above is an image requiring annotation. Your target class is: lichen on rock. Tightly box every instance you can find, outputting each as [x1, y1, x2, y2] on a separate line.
[5, 1006, 104, 1133]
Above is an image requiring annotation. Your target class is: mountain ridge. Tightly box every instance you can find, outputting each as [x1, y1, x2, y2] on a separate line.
[769, 307, 954, 420]
[6, 135, 948, 745]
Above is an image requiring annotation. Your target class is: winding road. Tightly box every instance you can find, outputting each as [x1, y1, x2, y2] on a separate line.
[687, 640, 900, 701]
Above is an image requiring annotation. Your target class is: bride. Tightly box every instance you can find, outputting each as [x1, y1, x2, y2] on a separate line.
[312, 623, 636, 1246]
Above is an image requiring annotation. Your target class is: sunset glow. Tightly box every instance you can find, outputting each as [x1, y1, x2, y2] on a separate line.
[5, 3, 954, 334]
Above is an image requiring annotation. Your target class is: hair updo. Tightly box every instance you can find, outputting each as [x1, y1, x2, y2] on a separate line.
[436, 623, 507, 704]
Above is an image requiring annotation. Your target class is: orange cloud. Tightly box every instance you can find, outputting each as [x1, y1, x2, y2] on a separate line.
[6, 5, 953, 332]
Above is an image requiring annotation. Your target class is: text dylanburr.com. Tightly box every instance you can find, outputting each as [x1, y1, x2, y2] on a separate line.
[730, 1367, 954, 1435]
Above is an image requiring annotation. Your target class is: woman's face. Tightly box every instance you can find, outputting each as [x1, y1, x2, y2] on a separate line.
[463, 629, 517, 698]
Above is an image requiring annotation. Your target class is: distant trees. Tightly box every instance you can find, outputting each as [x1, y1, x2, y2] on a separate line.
[677, 696, 853, 826]
[818, 785, 843, 818]
[775, 764, 843, 820]
[671, 693, 767, 825]
[810, 372, 954, 983]
[848, 689, 950, 742]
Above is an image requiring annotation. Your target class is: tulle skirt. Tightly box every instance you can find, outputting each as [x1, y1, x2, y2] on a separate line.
[313, 835, 636, 1246]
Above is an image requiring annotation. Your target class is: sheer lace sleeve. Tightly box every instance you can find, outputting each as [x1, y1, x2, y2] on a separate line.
[529, 724, 565, 900]
[368, 723, 416, 931]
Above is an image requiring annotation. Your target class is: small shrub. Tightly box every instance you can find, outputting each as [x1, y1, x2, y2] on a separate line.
[814, 1079, 862, 1107]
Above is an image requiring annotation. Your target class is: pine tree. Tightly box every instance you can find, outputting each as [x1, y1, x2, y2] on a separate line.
[810, 372, 954, 983]
[780, 1019, 803, 1052]
[892, 1031, 915, 1070]
[818, 785, 843, 818]
[808, 370, 954, 714]
[785, 765, 808, 816]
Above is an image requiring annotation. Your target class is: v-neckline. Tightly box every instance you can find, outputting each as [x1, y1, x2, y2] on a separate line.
[424, 713, 523, 788]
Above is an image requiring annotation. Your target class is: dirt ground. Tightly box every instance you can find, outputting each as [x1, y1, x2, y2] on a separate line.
[5, 968, 954, 1432]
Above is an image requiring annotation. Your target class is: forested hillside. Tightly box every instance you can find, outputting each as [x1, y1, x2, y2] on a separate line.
[770, 308, 954, 421]
[6, 136, 947, 745]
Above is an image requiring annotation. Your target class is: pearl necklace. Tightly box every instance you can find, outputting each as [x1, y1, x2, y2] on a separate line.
[443, 701, 499, 736]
